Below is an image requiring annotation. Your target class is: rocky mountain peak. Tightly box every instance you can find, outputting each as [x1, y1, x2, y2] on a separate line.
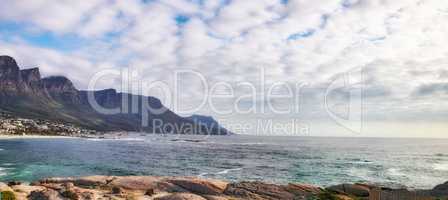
[0, 55, 19, 69]
[41, 76, 80, 104]
[97, 88, 117, 96]
[0, 55, 20, 80]
[20, 68, 41, 83]
[42, 76, 77, 93]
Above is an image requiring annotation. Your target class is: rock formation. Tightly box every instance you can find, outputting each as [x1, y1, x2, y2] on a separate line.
[1, 176, 446, 200]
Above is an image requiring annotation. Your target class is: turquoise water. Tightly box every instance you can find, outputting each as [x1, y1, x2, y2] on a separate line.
[0, 135, 447, 189]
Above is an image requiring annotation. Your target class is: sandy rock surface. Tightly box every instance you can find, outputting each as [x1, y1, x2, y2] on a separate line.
[1, 176, 447, 200]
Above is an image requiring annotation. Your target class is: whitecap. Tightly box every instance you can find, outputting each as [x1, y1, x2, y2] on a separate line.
[198, 168, 243, 177]
[434, 163, 448, 171]
[387, 168, 406, 177]
[0, 167, 8, 177]
[222, 142, 267, 146]
[116, 138, 146, 141]
[198, 172, 209, 177]
[85, 138, 103, 141]
[0, 148, 4, 151]
[348, 167, 378, 182]
[216, 168, 243, 175]
[88, 137, 146, 142]
[351, 160, 373, 164]
[241, 143, 267, 145]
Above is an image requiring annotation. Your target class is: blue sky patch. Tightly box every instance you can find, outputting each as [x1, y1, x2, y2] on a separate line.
[141, 0, 155, 4]
[175, 15, 190, 25]
[369, 36, 387, 42]
[0, 21, 84, 51]
[341, 0, 359, 8]
[320, 14, 330, 29]
[187, 0, 205, 6]
[287, 29, 316, 41]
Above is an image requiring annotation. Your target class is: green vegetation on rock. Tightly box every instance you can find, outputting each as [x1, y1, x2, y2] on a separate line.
[61, 190, 79, 200]
[316, 190, 339, 200]
[0, 191, 16, 200]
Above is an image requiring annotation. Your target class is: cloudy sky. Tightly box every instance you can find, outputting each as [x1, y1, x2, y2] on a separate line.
[0, 0, 447, 137]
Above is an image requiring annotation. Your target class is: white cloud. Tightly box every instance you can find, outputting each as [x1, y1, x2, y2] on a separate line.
[177, 18, 222, 61]
[0, 0, 103, 33]
[78, 4, 120, 37]
[0, 40, 97, 88]
[210, 0, 284, 38]
[1, 0, 448, 125]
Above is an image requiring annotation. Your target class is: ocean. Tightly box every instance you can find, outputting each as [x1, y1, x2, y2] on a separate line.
[0, 135, 447, 189]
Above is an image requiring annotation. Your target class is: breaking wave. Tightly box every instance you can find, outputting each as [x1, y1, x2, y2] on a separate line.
[199, 168, 243, 177]
[434, 163, 448, 171]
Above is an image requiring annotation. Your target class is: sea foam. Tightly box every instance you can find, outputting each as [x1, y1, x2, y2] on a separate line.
[434, 163, 448, 171]
[0, 167, 8, 176]
[216, 168, 243, 175]
[199, 168, 243, 177]
[387, 168, 406, 177]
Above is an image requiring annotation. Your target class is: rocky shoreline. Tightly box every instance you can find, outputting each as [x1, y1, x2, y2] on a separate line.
[0, 176, 447, 200]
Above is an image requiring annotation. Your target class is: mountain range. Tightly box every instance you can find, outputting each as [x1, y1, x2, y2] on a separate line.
[0, 55, 232, 135]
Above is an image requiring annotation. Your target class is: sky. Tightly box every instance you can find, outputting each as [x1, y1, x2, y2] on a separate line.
[0, 0, 447, 137]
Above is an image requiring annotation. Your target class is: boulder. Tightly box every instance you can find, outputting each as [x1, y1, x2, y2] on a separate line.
[154, 193, 207, 200]
[154, 181, 190, 193]
[0, 182, 13, 192]
[167, 177, 228, 195]
[433, 181, 448, 191]
[374, 189, 418, 200]
[431, 181, 448, 196]
[11, 184, 46, 194]
[201, 195, 234, 200]
[109, 176, 162, 190]
[65, 188, 99, 200]
[72, 176, 112, 187]
[326, 184, 370, 197]
[61, 189, 80, 200]
[36, 183, 64, 191]
[62, 182, 75, 190]
[334, 194, 356, 200]
[111, 186, 124, 194]
[28, 189, 63, 200]
[7, 181, 21, 186]
[78, 191, 97, 200]
[286, 183, 322, 195]
[145, 188, 155, 196]
[224, 181, 295, 200]
[38, 177, 75, 185]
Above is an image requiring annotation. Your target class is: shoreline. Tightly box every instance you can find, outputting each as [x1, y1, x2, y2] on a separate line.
[0, 132, 125, 140]
[0, 176, 447, 200]
[0, 134, 76, 140]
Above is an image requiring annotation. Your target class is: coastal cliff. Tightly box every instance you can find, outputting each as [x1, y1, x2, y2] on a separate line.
[0, 176, 447, 200]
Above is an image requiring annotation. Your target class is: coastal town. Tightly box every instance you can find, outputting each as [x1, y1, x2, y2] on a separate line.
[0, 112, 97, 137]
